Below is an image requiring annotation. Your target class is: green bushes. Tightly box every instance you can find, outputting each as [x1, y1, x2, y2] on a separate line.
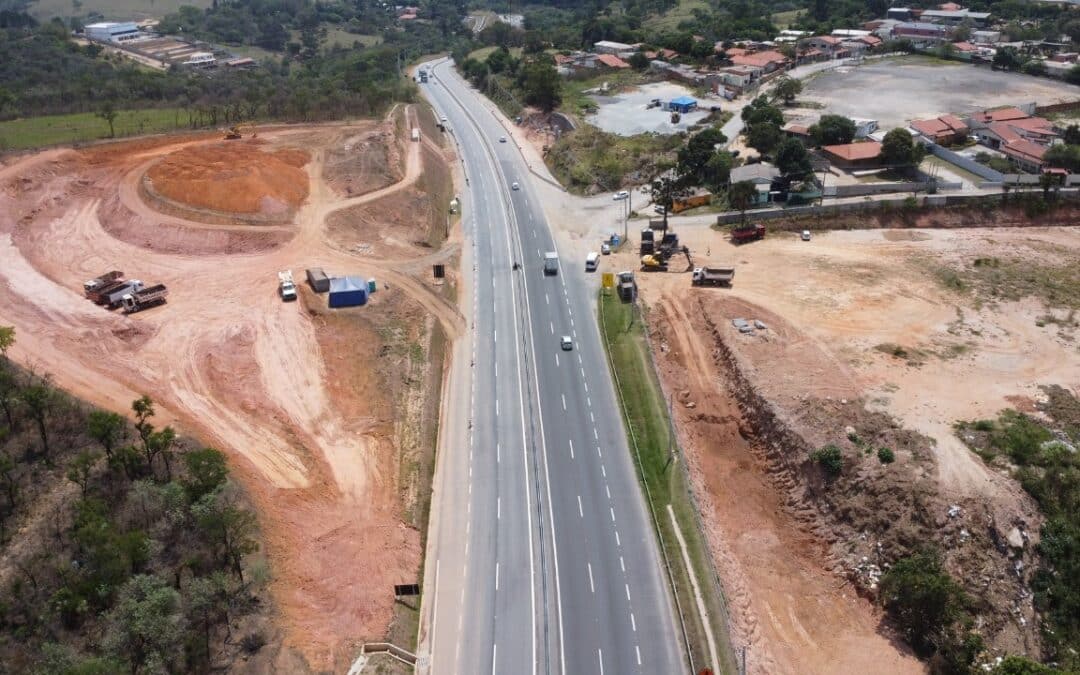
[810, 444, 843, 478]
[877, 446, 896, 464]
[879, 550, 967, 656]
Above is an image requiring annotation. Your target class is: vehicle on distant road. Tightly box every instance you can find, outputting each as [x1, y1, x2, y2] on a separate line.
[278, 270, 297, 301]
[585, 252, 599, 272]
[801, 230, 811, 241]
[601, 242, 611, 255]
[499, 136, 507, 143]
[560, 335, 573, 350]
[543, 251, 559, 275]
[613, 190, 629, 200]
[511, 181, 520, 191]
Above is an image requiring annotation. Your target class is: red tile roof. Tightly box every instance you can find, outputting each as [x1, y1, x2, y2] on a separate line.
[725, 47, 748, 57]
[1006, 116, 1056, 134]
[596, 54, 631, 68]
[814, 35, 842, 45]
[823, 141, 883, 161]
[939, 2, 962, 10]
[952, 41, 977, 52]
[730, 50, 788, 68]
[911, 116, 968, 138]
[859, 35, 882, 45]
[974, 107, 1029, 123]
[553, 54, 573, 64]
[940, 114, 967, 131]
[1002, 139, 1047, 164]
[987, 121, 1023, 144]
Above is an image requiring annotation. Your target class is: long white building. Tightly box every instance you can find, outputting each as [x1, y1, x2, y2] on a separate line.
[84, 22, 141, 43]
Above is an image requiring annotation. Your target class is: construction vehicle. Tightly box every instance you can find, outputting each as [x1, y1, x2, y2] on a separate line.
[731, 223, 766, 243]
[87, 277, 135, 304]
[640, 227, 655, 255]
[83, 270, 123, 297]
[617, 271, 636, 302]
[692, 266, 735, 287]
[278, 271, 297, 301]
[101, 280, 143, 308]
[223, 123, 256, 140]
[121, 284, 168, 313]
[543, 252, 559, 275]
[641, 254, 668, 271]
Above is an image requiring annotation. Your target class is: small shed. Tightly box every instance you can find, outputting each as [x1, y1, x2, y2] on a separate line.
[328, 276, 368, 308]
[669, 96, 698, 113]
[306, 268, 330, 293]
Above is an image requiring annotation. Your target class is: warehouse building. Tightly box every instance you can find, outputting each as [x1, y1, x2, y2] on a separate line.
[85, 22, 141, 43]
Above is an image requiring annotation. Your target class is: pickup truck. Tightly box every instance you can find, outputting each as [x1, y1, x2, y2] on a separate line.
[692, 266, 735, 287]
[278, 271, 298, 301]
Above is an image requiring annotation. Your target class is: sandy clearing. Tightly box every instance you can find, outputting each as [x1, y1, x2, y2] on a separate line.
[0, 106, 456, 669]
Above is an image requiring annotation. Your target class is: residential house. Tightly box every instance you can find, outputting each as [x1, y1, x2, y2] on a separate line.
[797, 48, 828, 64]
[729, 162, 781, 204]
[718, 64, 762, 90]
[967, 107, 1059, 171]
[821, 141, 883, 169]
[801, 35, 845, 55]
[729, 49, 789, 73]
[892, 21, 953, 43]
[1001, 140, 1048, 173]
[857, 35, 883, 49]
[783, 122, 811, 139]
[643, 48, 679, 61]
[595, 54, 631, 70]
[971, 30, 1001, 43]
[594, 40, 636, 55]
[910, 114, 969, 144]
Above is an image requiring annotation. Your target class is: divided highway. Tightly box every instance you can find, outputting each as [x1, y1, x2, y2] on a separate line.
[418, 58, 685, 675]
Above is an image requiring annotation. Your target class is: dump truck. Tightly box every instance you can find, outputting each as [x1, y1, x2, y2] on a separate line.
[102, 280, 143, 308]
[692, 266, 735, 287]
[121, 284, 168, 313]
[617, 271, 636, 302]
[543, 252, 559, 275]
[641, 254, 668, 271]
[278, 271, 297, 301]
[83, 270, 123, 296]
[731, 223, 766, 243]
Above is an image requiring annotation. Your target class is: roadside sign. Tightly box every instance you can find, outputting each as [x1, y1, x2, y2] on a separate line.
[394, 584, 420, 597]
[601, 272, 614, 288]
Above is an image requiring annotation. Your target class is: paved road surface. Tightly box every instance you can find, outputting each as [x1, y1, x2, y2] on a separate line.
[417, 59, 686, 675]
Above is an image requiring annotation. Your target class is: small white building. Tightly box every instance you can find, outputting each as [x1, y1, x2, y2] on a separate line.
[85, 21, 141, 43]
[594, 40, 636, 55]
[183, 52, 216, 68]
[852, 118, 879, 139]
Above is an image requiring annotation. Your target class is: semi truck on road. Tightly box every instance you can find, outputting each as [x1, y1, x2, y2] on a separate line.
[121, 284, 168, 313]
[692, 266, 735, 287]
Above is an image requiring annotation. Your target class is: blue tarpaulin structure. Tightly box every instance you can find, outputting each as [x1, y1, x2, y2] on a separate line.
[670, 96, 698, 113]
[328, 276, 368, 308]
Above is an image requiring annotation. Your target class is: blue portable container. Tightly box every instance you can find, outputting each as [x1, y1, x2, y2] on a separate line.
[328, 277, 368, 308]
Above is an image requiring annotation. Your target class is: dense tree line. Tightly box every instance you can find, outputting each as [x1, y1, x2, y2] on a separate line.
[0, 15, 416, 123]
[0, 327, 267, 673]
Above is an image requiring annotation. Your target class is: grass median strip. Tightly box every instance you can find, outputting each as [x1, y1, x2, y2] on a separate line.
[598, 289, 737, 674]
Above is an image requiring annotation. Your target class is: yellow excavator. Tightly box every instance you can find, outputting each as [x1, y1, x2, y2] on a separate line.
[223, 123, 257, 140]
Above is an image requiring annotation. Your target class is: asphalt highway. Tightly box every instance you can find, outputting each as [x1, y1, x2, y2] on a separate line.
[418, 58, 685, 675]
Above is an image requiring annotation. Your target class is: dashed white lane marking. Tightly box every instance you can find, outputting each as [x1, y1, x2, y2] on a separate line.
[636, 645, 642, 666]
[625, 583, 631, 601]
[581, 367, 586, 378]
[577, 495, 584, 518]
[631, 612, 637, 632]
[495, 562, 500, 589]
[578, 353, 583, 365]
[569, 439, 574, 459]
[588, 563, 595, 593]
[555, 353, 559, 367]
[601, 465, 607, 478]
[562, 394, 567, 411]
[545, 293, 549, 305]
[587, 396, 591, 408]
[550, 321, 554, 334]
[598, 648, 605, 675]
[597, 446, 603, 459]
[570, 317, 574, 328]
[584, 380, 588, 393]
[594, 428, 599, 440]
[615, 529, 620, 546]
[610, 507, 616, 522]
[492, 644, 497, 675]
[620, 556, 625, 572]
[497, 497, 501, 520]
[497, 442, 500, 463]
[496, 400, 499, 417]
[605, 484, 611, 500]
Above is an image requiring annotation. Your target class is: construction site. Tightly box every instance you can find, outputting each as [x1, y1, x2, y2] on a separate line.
[0, 105, 459, 671]
[586, 212, 1079, 673]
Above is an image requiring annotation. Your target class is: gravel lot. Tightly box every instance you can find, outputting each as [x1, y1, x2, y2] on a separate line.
[587, 81, 726, 136]
[801, 56, 1080, 128]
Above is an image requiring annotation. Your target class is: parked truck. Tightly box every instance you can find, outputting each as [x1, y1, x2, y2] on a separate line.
[692, 266, 735, 287]
[83, 270, 123, 297]
[278, 271, 297, 301]
[731, 223, 766, 243]
[102, 280, 143, 308]
[617, 271, 637, 302]
[121, 284, 168, 313]
[543, 252, 559, 276]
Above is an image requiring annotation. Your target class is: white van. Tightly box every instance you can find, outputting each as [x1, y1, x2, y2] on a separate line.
[585, 252, 600, 272]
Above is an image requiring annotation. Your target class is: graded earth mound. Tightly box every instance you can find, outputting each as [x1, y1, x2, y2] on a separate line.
[145, 141, 310, 217]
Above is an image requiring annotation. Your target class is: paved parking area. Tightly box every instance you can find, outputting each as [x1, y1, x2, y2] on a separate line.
[801, 56, 1080, 128]
[587, 82, 726, 136]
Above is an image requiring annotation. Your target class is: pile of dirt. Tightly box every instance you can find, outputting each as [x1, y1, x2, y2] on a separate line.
[323, 127, 399, 198]
[145, 141, 309, 217]
[327, 185, 438, 259]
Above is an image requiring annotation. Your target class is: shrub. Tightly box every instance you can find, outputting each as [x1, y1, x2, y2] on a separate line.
[877, 447, 895, 464]
[879, 550, 967, 656]
[810, 444, 843, 478]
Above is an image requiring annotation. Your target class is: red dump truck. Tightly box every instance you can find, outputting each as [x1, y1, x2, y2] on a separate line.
[83, 271, 123, 297]
[121, 284, 168, 313]
[731, 223, 766, 243]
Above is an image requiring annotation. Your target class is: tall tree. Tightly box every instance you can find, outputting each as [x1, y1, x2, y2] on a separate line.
[880, 128, 923, 169]
[646, 169, 691, 231]
[20, 383, 56, 462]
[809, 114, 856, 146]
[728, 180, 757, 224]
[87, 410, 125, 461]
[193, 494, 259, 582]
[677, 127, 727, 183]
[104, 574, 185, 674]
[773, 76, 802, 105]
[775, 137, 813, 178]
[517, 60, 562, 113]
[0, 325, 13, 356]
[96, 101, 118, 138]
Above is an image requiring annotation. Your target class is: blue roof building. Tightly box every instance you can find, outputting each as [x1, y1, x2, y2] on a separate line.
[670, 96, 698, 113]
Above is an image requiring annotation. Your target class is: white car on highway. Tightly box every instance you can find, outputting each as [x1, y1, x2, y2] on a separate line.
[560, 335, 573, 350]
[499, 136, 507, 143]
[613, 190, 629, 200]
[511, 182, 520, 191]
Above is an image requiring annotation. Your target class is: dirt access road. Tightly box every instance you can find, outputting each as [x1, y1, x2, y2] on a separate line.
[0, 107, 462, 670]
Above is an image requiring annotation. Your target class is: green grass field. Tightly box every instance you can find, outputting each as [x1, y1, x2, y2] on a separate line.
[30, 0, 209, 21]
[771, 8, 802, 29]
[466, 45, 522, 62]
[599, 290, 737, 675]
[645, 0, 709, 31]
[0, 108, 188, 151]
